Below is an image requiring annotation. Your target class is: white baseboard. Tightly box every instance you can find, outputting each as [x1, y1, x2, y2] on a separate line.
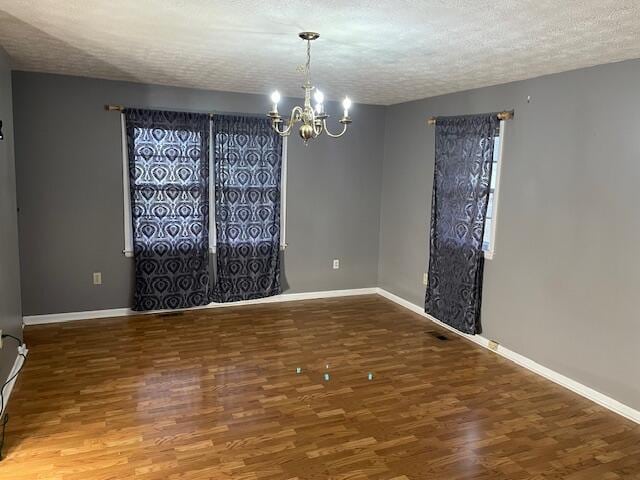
[22, 288, 379, 326]
[375, 288, 640, 425]
[1, 345, 28, 417]
[23, 308, 133, 325]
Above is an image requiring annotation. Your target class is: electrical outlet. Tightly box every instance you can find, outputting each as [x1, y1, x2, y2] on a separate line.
[422, 273, 428, 285]
[488, 340, 499, 352]
[93, 272, 102, 285]
[332, 259, 340, 270]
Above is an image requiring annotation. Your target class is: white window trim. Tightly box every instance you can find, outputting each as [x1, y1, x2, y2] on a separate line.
[121, 113, 134, 258]
[209, 118, 217, 254]
[484, 120, 506, 260]
[280, 137, 288, 250]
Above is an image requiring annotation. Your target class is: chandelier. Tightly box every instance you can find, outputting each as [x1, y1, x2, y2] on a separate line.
[268, 32, 352, 143]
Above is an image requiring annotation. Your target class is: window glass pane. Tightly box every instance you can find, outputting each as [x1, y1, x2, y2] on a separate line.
[490, 162, 498, 189]
[483, 218, 492, 250]
[483, 191, 494, 251]
[486, 192, 494, 219]
[484, 135, 501, 253]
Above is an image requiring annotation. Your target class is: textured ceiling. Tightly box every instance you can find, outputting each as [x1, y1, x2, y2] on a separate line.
[1, 1, 639, 105]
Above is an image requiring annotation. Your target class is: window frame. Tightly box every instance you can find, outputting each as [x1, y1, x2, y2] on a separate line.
[208, 118, 216, 253]
[279, 136, 288, 250]
[121, 113, 134, 258]
[483, 120, 506, 260]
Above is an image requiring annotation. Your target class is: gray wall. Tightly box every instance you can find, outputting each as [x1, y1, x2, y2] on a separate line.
[379, 58, 640, 410]
[0, 47, 22, 384]
[13, 72, 385, 316]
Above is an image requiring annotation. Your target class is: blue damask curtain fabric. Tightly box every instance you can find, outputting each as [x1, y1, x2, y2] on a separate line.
[424, 113, 499, 334]
[125, 108, 211, 311]
[211, 115, 283, 302]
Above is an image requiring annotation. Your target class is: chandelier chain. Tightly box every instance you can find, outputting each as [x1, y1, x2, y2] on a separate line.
[305, 40, 311, 86]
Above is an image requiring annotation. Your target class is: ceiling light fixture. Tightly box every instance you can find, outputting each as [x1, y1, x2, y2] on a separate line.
[268, 32, 352, 143]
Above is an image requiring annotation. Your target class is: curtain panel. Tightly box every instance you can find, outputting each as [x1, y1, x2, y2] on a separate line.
[211, 115, 283, 302]
[125, 108, 211, 311]
[425, 113, 498, 334]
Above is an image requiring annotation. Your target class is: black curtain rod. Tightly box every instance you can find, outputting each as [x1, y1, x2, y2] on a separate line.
[105, 104, 268, 120]
[105, 104, 214, 117]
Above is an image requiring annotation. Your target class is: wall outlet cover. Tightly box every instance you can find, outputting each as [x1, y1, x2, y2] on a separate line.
[93, 272, 102, 285]
[422, 273, 429, 285]
[488, 340, 499, 351]
[332, 259, 340, 269]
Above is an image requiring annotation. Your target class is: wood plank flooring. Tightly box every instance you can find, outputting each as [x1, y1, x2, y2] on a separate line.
[2, 295, 639, 479]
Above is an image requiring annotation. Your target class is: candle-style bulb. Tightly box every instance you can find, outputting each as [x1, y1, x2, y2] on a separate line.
[314, 90, 324, 105]
[342, 96, 352, 117]
[270, 90, 281, 105]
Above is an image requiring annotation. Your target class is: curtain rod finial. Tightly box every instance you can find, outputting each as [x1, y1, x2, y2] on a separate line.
[497, 110, 514, 121]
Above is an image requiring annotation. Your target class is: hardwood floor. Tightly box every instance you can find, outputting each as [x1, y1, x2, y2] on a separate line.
[2, 295, 639, 479]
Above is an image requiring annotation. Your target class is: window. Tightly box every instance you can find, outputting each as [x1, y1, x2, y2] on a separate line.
[122, 114, 288, 258]
[482, 120, 505, 259]
[208, 131, 288, 255]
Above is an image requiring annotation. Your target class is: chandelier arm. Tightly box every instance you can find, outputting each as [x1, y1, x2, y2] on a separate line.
[291, 105, 304, 121]
[272, 121, 293, 136]
[321, 119, 348, 138]
[272, 106, 304, 136]
[309, 107, 324, 137]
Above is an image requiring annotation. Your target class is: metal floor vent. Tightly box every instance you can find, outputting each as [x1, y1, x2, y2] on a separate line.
[159, 311, 184, 318]
[428, 331, 449, 341]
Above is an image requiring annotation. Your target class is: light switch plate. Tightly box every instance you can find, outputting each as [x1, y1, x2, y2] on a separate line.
[93, 272, 102, 285]
[423, 273, 428, 285]
[332, 259, 340, 270]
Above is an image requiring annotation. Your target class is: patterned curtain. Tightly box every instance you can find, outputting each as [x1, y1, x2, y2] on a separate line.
[211, 115, 282, 302]
[425, 113, 498, 334]
[125, 109, 210, 311]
